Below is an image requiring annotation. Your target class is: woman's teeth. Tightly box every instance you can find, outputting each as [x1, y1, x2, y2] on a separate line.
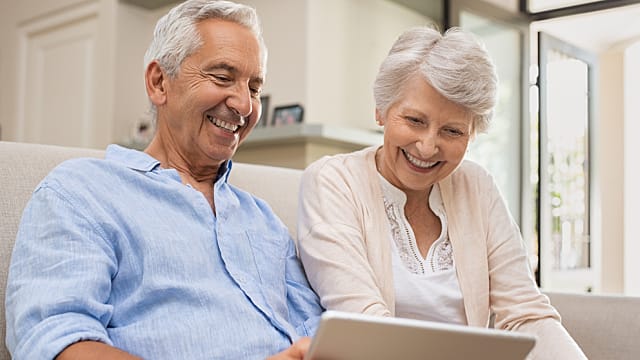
[403, 149, 438, 169]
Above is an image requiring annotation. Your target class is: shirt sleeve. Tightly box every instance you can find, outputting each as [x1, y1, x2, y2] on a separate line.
[283, 237, 323, 337]
[5, 184, 116, 359]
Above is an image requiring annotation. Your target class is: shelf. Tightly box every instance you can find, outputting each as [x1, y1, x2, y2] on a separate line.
[243, 123, 383, 148]
[235, 124, 383, 169]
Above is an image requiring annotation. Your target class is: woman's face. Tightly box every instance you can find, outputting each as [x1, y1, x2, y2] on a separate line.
[376, 76, 473, 195]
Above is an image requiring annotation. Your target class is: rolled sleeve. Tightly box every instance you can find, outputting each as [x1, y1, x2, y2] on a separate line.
[6, 185, 116, 359]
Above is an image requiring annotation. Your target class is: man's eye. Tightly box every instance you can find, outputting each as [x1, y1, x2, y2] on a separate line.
[250, 87, 262, 97]
[406, 117, 421, 124]
[210, 74, 231, 82]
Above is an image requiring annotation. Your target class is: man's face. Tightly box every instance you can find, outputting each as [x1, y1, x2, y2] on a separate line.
[158, 19, 264, 168]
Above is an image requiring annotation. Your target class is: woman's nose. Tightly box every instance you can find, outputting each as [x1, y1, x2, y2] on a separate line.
[416, 130, 440, 157]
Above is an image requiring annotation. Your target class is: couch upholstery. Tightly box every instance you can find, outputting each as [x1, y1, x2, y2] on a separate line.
[1, 141, 639, 359]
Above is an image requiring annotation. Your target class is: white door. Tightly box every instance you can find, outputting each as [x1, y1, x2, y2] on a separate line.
[1, 0, 112, 149]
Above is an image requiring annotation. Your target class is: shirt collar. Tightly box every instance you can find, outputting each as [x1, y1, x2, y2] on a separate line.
[106, 144, 161, 172]
[105, 144, 233, 184]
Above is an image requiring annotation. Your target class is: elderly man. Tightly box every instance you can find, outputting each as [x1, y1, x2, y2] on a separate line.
[5, 1, 322, 359]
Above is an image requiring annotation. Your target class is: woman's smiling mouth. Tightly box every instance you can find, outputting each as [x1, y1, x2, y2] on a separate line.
[402, 149, 439, 169]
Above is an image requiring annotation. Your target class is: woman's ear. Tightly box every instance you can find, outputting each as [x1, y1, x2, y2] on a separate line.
[145, 61, 167, 106]
[375, 108, 384, 126]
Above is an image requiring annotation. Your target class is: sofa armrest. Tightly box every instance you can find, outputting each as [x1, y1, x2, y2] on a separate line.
[546, 291, 640, 360]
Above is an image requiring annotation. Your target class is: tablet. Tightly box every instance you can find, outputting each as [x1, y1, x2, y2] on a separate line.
[304, 311, 536, 360]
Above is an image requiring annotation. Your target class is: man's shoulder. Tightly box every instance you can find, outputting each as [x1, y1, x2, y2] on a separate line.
[40, 156, 130, 195]
[46, 156, 110, 180]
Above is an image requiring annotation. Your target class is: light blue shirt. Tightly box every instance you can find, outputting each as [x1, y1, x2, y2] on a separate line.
[5, 145, 322, 360]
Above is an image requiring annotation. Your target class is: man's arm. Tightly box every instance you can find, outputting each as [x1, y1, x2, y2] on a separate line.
[56, 341, 141, 360]
[283, 236, 323, 335]
[6, 185, 118, 357]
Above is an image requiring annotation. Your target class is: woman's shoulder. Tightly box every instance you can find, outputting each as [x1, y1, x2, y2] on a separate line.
[304, 146, 377, 176]
[447, 159, 496, 188]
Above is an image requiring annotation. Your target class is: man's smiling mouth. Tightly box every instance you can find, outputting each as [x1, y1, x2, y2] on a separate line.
[207, 114, 242, 133]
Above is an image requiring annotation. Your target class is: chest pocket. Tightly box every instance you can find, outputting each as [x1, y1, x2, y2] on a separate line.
[247, 231, 288, 294]
[218, 229, 289, 315]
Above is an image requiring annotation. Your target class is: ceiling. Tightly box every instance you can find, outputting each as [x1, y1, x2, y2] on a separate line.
[391, 0, 443, 23]
[122, 0, 640, 53]
[121, 0, 177, 10]
[534, 2, 640, 52]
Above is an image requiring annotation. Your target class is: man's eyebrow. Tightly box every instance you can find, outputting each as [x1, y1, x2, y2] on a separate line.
[204, 61, 264, 86]
[205, 62, 237, 73]
[251, 76, 264, 87]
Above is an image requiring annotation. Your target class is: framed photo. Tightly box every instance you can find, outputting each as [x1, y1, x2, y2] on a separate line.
[258, 95, 270, 127]
[272, 104, 304, 127]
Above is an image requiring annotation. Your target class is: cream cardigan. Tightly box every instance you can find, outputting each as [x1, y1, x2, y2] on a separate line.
[298, 146, 586, 359]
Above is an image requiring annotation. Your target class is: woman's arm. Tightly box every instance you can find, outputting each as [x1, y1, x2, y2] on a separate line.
[477, 169, 586, 358]
[297, 158, 392, 316]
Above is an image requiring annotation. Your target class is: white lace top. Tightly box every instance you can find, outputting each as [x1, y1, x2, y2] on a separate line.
[378, 174, 466, 324]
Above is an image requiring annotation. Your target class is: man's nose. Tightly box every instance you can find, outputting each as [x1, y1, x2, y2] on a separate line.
[227, 83, 252, 118]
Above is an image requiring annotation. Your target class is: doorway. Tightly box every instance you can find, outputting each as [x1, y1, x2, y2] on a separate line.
[447, 0, 640, 293]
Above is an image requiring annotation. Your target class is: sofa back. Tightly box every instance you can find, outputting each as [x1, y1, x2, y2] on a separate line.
[3, 141, 640, 360]
[546, 291, 640, 359]
[0, 141, 301, 359]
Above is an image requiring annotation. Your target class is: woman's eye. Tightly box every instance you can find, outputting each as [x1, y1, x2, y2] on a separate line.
[445, 128, 464, 136]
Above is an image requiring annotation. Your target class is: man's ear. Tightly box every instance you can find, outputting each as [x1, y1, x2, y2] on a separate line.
[145, 60, 167, 106]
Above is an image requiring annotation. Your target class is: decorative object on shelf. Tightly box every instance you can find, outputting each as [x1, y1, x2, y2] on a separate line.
[118, 112, 155, 151]
[258, 94, 270, 127]
[272, 104, 304, 127]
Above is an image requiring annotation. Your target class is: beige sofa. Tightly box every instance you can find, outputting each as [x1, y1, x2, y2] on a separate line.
[1, 141, 639, 359]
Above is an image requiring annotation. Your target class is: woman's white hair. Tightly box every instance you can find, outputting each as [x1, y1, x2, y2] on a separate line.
[373, 26, 497, 134]
[143, 0, 267, 117]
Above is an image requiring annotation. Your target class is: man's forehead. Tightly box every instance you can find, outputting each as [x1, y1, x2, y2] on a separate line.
[195, 19, 264, 75]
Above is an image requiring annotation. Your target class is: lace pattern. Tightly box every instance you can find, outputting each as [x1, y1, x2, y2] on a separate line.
[384, 197, 425, 274]
[380, 182, 454, 275]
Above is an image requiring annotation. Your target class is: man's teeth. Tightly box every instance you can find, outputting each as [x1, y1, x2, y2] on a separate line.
[403, 150, 438, 169]
[207, 115, 240, 132]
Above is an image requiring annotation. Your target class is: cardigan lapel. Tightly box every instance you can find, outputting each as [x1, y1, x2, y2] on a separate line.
[439, 173, 491, 327]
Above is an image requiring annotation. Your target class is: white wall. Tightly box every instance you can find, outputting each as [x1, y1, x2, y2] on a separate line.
[306, 0, 432, 130]
[247, 0, 433, 130]
[624, 40, 640, 295]
[242, 0, 308, 123]
[597, 47, 625, 293]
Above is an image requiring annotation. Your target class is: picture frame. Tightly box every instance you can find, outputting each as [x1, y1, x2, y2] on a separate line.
[258, 95, 270, 127]
[272, 104, 304, 127]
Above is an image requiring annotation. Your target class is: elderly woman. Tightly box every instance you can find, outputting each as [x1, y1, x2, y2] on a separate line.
[297, 26, 586, 359]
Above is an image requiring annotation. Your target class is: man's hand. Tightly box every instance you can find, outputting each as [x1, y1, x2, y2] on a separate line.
[267, 337, 312, 360]
[56, 341, 142, 359]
